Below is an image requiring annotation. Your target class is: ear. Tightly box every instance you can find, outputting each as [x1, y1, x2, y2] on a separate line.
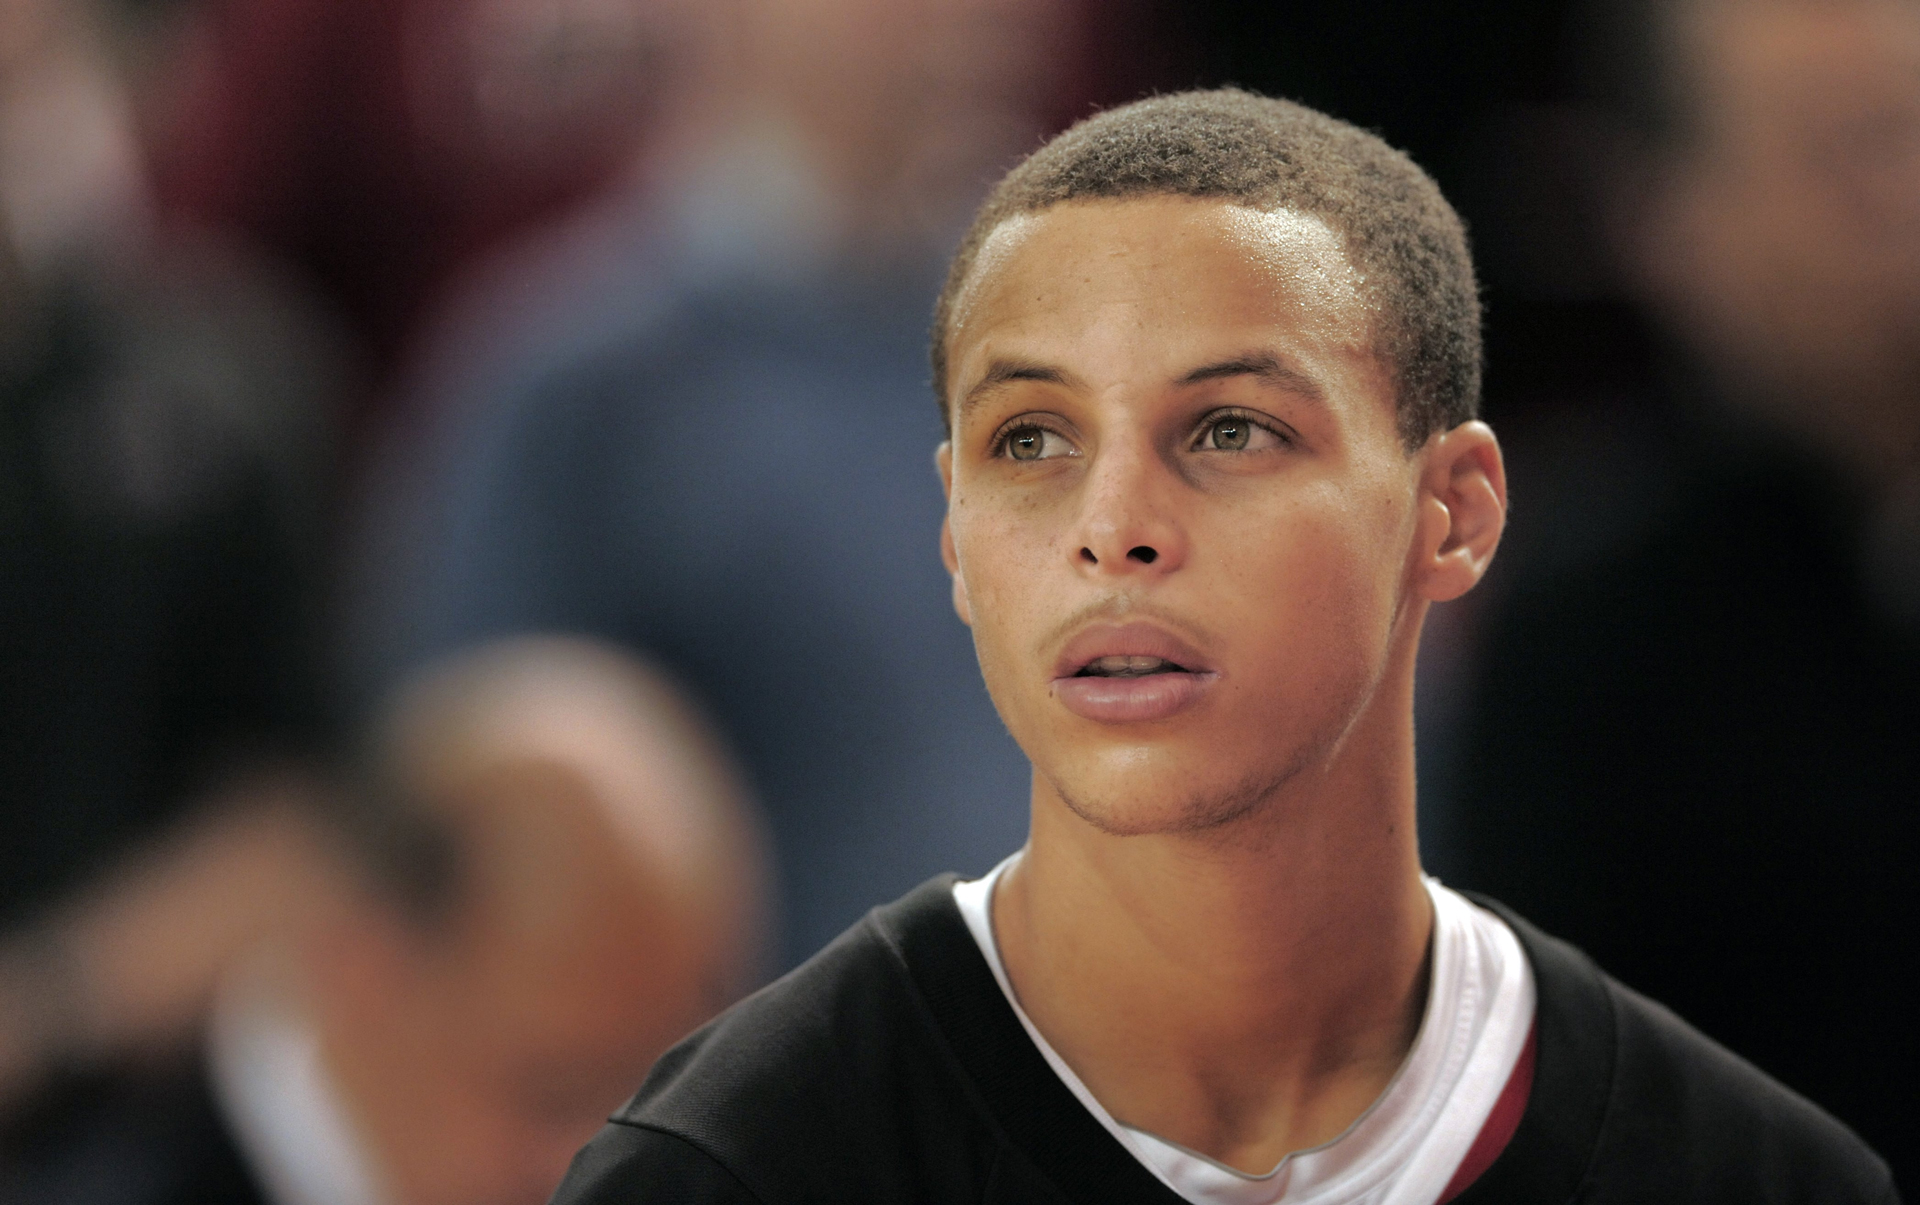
[1413, 421, 1507, 603]
[934, 442, 972, 627]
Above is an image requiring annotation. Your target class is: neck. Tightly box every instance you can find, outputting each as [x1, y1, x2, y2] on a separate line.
[992, 648, 1432, 1173]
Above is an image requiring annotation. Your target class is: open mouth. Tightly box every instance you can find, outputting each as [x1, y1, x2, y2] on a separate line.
[1074, 655, 1191, 678]
[1050, 623, 1217, 723]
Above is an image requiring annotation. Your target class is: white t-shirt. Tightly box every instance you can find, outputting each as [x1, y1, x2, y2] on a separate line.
[952, 857, 1534, 1205]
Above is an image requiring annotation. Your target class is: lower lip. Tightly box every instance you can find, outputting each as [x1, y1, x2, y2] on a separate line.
[1051, 671, 1217, 724]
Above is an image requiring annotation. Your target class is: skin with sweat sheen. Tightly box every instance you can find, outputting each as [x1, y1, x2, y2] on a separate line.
[934, 196, 1507, 1170]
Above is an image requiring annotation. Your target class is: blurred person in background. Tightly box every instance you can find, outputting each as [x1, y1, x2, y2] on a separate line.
[144, 0, 714, 438]
[1450, 0, 1920, 1182]
[1, 0, 343, 1109]
[347, 0, 1171, 968]
[0, 635, 767, 1205]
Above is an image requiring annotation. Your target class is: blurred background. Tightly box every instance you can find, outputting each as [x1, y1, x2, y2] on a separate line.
[1, 0, 1914, 1200]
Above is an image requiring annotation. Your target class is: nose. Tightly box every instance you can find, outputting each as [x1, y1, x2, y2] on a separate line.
[1072, 438, 1187, 576]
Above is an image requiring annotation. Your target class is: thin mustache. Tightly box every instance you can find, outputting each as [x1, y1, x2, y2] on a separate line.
[1034, 595, 1220, 664]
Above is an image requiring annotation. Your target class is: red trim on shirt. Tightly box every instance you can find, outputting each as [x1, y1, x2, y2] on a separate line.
[1438, 1020, 1536, 1203]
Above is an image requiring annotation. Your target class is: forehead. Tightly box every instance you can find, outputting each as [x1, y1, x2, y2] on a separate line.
[946, 198, 1378, 407]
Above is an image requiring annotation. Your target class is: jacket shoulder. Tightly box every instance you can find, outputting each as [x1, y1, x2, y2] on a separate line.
[1464, 897, 1897, 1204]
[1595, 977, 1897, 1202]
[552, 1123, 764, 1205]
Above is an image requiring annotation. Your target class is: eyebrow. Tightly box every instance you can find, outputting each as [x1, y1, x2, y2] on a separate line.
[957, 350, 1324, 424]
[959, 359, 1082, 422]
[1176, 352, 1326, 400]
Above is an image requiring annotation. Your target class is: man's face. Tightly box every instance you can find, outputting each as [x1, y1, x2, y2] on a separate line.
[939, 198, 1427, 835]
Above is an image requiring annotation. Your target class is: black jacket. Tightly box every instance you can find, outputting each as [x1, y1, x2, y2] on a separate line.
[552, 876, 1896, 1204]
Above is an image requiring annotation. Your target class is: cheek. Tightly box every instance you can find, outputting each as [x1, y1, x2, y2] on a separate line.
[950, 492, 1052, 649]
[948, 491, 1068, 736]
[1218, 487, 1408, 678]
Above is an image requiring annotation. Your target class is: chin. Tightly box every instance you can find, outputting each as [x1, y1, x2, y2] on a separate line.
[1047, 756, 1302, 838]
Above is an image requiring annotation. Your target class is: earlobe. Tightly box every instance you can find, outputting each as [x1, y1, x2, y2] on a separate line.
[1418, 421, 1507, 603]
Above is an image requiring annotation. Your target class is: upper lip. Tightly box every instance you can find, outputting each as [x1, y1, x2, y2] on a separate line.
[1050, 622, 1217, 680]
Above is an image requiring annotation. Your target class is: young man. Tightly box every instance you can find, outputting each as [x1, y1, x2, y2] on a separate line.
[550, 90, 1896, 1204]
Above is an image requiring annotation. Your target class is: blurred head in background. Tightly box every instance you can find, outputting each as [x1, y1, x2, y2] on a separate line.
[606, 0, 1151, 293]
[0, 0, 156, 286]
[229, 638, 765, 1205]
[714, 0, 1087, 258]
[1593, 0, 1920, 488]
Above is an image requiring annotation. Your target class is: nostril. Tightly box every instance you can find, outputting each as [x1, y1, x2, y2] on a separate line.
[1128, 546, 1158, 564]
[1080, 548, 1098, 564]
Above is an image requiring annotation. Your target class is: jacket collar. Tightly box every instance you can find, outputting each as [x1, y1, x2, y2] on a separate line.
[875, 875, 1187, 1203]
[1450, 895, 1613, 1204]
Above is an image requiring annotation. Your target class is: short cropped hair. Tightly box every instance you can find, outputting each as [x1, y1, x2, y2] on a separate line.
[930, 89, 1481, 448]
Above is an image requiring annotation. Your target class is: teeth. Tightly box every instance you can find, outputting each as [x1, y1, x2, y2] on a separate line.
[1081, 655, 1181, 677]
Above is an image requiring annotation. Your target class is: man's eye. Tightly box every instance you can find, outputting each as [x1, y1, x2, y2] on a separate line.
[1002, 426, 1070, 461]
[1199, 414, 1280, 452]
